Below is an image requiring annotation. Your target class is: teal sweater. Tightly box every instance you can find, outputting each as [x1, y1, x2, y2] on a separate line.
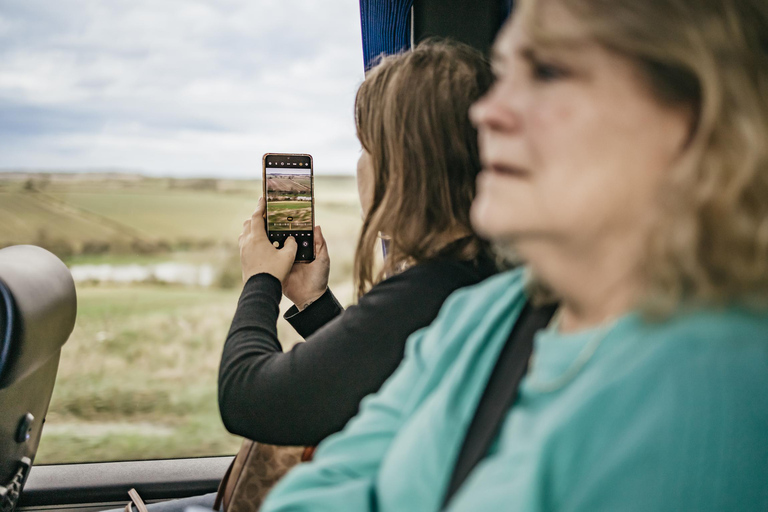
[261, 269, 768, 511]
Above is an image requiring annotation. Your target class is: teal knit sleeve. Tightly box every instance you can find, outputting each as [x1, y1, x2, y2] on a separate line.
[260, 321, 438, 512]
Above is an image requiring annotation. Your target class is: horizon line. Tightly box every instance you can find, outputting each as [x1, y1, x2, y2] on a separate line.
[0, 167, 355, 179]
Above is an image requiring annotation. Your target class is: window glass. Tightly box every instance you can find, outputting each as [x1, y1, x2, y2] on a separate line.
[0, 0, 364, 463]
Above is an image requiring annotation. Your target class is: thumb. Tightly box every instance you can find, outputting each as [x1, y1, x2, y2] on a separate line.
[283, 236, 298, 257]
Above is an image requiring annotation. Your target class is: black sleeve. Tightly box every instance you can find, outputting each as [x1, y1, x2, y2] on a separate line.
[283, 288, 344, 339]
[218, 262, 484, 446]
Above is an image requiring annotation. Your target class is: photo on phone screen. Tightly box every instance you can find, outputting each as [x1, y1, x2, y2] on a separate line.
[263, 153, 315, 262]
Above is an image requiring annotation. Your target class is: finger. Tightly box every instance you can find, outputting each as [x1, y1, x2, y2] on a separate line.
[252, 196, 266, 216]
[250, 198, 267, 239]
[313, 225, 325, 252]
[314, 225, 326, 246]
[318, 238, 330, 261]
[314, 226, 330, 260]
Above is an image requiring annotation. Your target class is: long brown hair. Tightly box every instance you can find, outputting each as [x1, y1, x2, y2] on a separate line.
[353, 40, 494, 297]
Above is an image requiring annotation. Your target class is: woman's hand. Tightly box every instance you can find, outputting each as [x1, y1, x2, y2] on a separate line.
[283, 225, 331, 310]
[239, 197, 297, 284]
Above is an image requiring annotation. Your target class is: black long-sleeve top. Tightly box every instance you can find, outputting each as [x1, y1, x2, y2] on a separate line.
[218, 255, 497, 446]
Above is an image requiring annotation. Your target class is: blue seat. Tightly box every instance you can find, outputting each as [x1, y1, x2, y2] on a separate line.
[0, 246, 76, 511]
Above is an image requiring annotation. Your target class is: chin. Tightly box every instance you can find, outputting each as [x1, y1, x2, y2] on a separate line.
[470, 200, 518, 241]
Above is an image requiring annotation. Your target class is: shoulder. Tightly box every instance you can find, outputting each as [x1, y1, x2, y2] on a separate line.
[357, 256, 500, 312]
[420, 267, 525, 325]
[647, 308, 768, 392]
[624, 307, 768, 375]
[651, 306, 768, 344]
[542, 308, 768, 509]
[383, 255, 498, 290]
[403, 268, 527, 363]
[563, 307, 768, 460]
[338, 260, 502, 342]
[592, 307, 768, 402]
[540, 307, 768, 440]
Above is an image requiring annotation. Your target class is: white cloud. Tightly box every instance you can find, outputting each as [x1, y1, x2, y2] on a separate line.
[0, 0, 365, 176]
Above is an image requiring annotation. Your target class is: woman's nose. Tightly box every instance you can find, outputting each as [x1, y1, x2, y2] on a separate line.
[469, 83, 521, 133]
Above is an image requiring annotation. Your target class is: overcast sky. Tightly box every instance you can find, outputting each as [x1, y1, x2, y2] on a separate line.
[0, 0, 365, 177]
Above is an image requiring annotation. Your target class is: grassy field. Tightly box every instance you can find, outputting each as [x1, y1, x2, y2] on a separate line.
[267, 200, 313, 231]
[0, 172, 361, 464]
[265, 174, 312, 196]
[37, 285, 244, 463]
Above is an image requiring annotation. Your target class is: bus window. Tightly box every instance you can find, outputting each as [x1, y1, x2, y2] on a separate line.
[0, 0, 364, 464]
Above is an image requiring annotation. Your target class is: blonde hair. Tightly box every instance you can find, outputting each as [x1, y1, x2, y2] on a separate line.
[520, 0, 768, 312]
[353, 40, 494, 298]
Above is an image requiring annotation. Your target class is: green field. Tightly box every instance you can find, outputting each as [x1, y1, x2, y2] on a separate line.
[267, 200, 313, 231]
[36, 285, 243, 463]
[0, 173, 361, 464]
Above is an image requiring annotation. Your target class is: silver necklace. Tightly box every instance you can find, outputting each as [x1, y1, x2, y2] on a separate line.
[526, 313, 619, 393]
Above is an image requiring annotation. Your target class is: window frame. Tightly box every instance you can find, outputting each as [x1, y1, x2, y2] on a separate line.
[15, 2, 504, 509]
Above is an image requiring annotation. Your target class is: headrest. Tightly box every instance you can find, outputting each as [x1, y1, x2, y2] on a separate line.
[0, 246, 76, 389]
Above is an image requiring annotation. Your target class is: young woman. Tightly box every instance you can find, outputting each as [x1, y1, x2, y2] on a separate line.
[219, 40, 497, 446]
[261, 0, 768, 510]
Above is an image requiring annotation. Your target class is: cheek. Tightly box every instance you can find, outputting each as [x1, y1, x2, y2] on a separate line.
[356, 156, 374, 214]
[528, 94, 589, 172]
[527, 100, 603, 219]
[525, 91, 664, 232]
[356, 178, 368, 213]
[531, 97, 575, 129]
[358, 185, 372, 216]
[472, 82, 685, 242]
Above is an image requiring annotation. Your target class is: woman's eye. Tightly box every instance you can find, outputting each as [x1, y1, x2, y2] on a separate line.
[531, 61, 568, 82]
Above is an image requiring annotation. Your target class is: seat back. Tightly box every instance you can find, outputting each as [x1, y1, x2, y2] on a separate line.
[0, 246, 76, 511]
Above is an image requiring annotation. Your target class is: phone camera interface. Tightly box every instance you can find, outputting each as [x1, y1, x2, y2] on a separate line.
[265, 160, 312, 233]
[265, 155, 313, 260]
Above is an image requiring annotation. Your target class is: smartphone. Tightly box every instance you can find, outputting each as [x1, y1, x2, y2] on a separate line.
[262, 153, 315, 262]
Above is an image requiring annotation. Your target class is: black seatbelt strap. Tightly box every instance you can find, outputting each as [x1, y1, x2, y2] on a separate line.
[442, 302, 558, 509]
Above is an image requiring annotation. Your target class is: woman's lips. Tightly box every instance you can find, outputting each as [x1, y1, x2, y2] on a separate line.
[486, 163, 530, 178]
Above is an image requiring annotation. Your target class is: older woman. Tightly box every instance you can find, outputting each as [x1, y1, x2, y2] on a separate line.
[260, 0, 768, 511]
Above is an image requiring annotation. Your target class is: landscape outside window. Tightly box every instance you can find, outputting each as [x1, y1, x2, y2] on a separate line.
[0, 1, 364, 463]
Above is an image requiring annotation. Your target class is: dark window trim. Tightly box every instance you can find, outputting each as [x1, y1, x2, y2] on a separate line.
[19, 456, 232, 508]
[412, 0, 509, 56]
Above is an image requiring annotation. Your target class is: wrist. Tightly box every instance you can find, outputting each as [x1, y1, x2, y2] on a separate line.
[243, 267, 288, 286]
[243, 272, 283, 288]
[293, 288, 328, 312]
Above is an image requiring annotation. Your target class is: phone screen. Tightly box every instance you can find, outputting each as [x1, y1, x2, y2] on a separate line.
[263, 154, 315, 262]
